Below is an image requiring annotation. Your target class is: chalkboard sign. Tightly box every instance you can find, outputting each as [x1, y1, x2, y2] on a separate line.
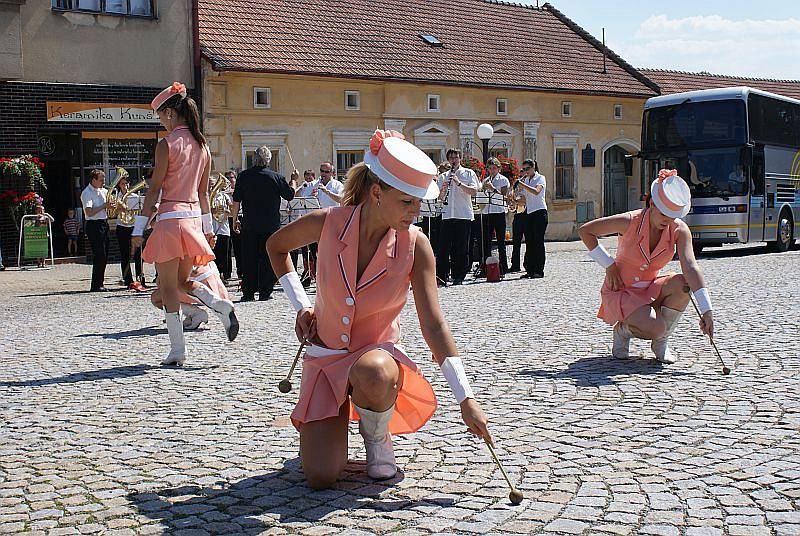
[581, 144, 595, 167]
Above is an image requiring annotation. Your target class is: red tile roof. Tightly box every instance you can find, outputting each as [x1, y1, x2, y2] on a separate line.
[197, 0, 659, 98]
[640, 69, 800, 100]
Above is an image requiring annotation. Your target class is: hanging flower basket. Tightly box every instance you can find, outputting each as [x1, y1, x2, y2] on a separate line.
[0, 155, 46, 191]
[0, 190, 44, 231]
[497, 155, 520, 181]
[461, 155, 487, 179]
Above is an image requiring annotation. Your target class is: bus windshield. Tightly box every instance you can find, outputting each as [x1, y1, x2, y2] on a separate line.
[644, 100, 747, 150]
[653, 148, 748, 199]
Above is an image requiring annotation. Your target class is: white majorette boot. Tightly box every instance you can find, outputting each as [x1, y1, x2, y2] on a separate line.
[180, 303, 208, 331]
[612, 322, 633, 359]
[162, 310, 186, 366]
[190, 284, 239, 341]
[652, 306, 683, 364]
[354, 404, 397, 480]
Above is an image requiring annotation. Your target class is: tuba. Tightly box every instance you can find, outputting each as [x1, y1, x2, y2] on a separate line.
[210, 172, 231, 223]
[105, 167, 128, 219]
[118, 180, 148, 226]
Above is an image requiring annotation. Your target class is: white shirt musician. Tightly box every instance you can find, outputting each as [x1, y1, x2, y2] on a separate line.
[437, 165, 480, 221]
[480, 171, 510, 215]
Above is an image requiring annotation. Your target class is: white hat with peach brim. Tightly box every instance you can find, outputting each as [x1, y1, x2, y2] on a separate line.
[363, 129, 439, 200]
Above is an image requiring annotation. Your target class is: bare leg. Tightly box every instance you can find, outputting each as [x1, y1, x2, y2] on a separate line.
[653, 274, 690, 311]
[299, 402, 349, 490]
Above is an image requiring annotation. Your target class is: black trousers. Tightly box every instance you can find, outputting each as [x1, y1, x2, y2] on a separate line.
[524, 209, 548, 276]
[436, 218, 471, 282]
[229, 218, 242, 277]
[115, 225, 143, 285]
[213, 234, 231, 279]
[420, 216, 441, 254]
[482, 212, 509, 272]
[469, 215, 484, 267]
[241, 227, 276, 297]
[510, 212, 527, 269]
[85, 220, 109, 290]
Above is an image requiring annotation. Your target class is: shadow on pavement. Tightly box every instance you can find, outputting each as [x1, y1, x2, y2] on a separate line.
[0, 364, 217, 388]
[520, 354, 694, 387]
[127, 458, 453, 530]
[75, 325, 183, 339]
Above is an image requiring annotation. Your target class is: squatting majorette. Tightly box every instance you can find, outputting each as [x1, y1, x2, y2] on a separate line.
[579, 169, 715, 363]
[267, 129, 493, 489]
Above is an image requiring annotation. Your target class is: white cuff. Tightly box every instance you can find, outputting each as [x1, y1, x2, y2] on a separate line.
[132, 215, 148, 236]
[588, 244, 615, 269]
[439, 356, 475, 404]
[201, 213, 213, 234]
[693, 287, 712, 314]
[279, 271, 312, 312]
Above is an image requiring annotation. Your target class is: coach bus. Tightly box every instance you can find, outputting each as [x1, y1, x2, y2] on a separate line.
[641, 87, 799, 253]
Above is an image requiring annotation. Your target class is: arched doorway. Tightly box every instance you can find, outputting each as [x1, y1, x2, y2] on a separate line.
[602, 139, 641, 217]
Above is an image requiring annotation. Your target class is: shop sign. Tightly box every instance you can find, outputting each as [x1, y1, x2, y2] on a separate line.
[23, 223, 49, 259]
[47, 102, 159, 123]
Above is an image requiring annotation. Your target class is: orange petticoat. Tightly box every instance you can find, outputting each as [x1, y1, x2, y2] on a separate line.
[291, 342, 437, 435]
[142, 217, 215, 266]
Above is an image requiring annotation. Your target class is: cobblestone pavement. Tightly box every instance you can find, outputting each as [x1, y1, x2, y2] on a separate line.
[1, 241, 799, 535]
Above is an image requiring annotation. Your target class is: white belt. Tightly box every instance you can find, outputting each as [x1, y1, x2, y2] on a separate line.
[632, 280, 653, 288]
[305, 344, 349, 358]
[190, 271, 213, 283]
[157, 210, 201, 221]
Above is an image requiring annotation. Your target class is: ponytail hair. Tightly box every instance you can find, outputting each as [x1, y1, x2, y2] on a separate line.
[158, 94, 207, 147]
[340, 162, 389, 206]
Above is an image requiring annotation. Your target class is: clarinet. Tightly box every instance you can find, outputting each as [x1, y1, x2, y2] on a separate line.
[442, 170, 455, 206]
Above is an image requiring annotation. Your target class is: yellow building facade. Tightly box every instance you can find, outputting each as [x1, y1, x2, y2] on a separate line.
[203, 67, 645, 240]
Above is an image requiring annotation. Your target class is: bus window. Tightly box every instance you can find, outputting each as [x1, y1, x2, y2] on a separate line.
[644, 100, 747, 151]
[751, 149, 765, 196]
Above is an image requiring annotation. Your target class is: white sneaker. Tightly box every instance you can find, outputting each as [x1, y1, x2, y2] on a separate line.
[162, 310, 186, 366]
[612, 322, 632, 359]
[180, 303, 208, 330]
[652, 307, 683, 364]
[191, 284, 239, 341]
[354, 404, 397, 480]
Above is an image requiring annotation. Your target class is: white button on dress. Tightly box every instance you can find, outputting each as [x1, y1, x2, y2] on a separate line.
[345, 297, 354, 306]
[634, 276, 640, 282]
[342, 316, 350, 325]
[340, 334, 349, 343]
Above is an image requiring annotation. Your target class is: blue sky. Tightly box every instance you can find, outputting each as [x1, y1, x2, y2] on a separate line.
[516, 1, 800, 80]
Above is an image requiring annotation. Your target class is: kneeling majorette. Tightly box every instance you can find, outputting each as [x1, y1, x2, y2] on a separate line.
[578, 169, 714, 363]
[267, 129, 492, 489]
[150, 261, 231, 331]
[132, 82, 238, 366]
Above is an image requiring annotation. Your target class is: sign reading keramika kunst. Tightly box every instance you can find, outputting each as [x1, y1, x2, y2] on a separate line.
[46, 102, 159, 123]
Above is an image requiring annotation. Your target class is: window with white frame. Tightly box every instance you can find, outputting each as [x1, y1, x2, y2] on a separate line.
[561, 101, 572, 118]
[427, 94, 440, 113]
[614, 104, 623, 120]
[253, 87, 271, 109]
[336, 151, 362, 177]
[52, 0, 154, 16]
[496, 98, 508, 116]
[555, 148, 575, 199]
[332, 130, 371, 178]
[345, 91, 360, 111]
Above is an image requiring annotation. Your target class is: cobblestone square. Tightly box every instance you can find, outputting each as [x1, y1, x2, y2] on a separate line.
[1, 243, 799, 535]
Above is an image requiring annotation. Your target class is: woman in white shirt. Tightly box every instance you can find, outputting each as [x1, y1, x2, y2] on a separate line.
[517, 161, 548, 278]
[480, 158, 510, 274]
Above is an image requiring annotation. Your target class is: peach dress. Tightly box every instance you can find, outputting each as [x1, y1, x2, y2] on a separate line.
[142, 126, 215, 265]
[598, 208, 680, 325]
[291, 204, 437, 435]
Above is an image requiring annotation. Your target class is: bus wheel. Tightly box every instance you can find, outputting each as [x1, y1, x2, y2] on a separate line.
[768, 210, 794, 253]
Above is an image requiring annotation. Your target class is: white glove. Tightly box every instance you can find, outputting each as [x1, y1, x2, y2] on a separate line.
[693, 288, 712, 314]
[439, 356, 475, 404]
[201, 213, 213, 234]
[279, 271, 312, 312]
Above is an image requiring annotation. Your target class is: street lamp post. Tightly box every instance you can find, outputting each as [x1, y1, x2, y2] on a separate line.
[476, 123, 494, 166]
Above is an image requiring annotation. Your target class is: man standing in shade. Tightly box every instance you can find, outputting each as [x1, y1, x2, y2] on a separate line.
[231, 146, 298, 301]
[436, 148, 480, 286]
[80, 169, 111, 292]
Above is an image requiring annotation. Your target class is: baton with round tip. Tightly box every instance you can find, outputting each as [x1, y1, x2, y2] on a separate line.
[684, 285, 731, 375]
[278, 338, 307, 393]
[483, 437, 524, 505]
[284, 146, 298, 175]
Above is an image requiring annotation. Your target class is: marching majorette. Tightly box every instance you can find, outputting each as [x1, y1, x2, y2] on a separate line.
[150, 261, 231, 331]
[132, 82, 238, 366]
[267, 129, 492, 489]
[578, 169, 714, 363]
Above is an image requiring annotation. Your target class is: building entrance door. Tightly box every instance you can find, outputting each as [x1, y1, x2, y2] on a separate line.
[603, 145, 629, 216]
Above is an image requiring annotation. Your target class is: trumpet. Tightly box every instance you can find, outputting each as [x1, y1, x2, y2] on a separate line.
[210, 172, 231, 223]
[118, 180, 148, 226]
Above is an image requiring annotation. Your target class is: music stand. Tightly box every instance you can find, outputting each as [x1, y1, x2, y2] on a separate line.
[419, 198, 442, 237]
[483, 189, 508, 267]
[287, 197, 321, 280]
